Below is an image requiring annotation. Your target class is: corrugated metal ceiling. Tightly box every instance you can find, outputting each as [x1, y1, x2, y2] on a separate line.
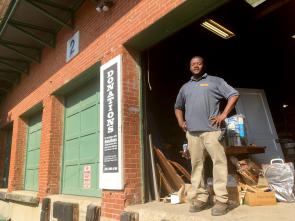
[0, 0, 85, 100]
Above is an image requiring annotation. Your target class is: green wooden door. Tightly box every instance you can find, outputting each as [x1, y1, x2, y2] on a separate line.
[62, 78, 100, 197]
[25, 113, 42, 191]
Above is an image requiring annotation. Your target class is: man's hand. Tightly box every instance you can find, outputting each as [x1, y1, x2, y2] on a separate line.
[180, 149, 190, 159]
[210, 114, 227, 128]
[175, 109, 187, 132]
[211, 95, 239, 128]
[179, 121, 187, 132]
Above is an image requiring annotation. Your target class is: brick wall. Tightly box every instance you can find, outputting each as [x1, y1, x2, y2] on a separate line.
[121, 47, 141, 206]
[38, 95, 64, 198]
[8, 117, 27, 191]
[101, 46, 142, 220]
[0, 0, 184, 219]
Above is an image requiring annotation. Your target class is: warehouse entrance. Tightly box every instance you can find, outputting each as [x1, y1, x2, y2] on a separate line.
[143, 0, 295, 153]
[139, 0, 295, 200]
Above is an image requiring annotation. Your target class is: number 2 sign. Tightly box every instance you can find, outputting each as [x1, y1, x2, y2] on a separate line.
[66, 31, 80, 62]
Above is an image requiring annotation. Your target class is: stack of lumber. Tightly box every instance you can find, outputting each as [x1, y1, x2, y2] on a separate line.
[154, 147, 190, 196]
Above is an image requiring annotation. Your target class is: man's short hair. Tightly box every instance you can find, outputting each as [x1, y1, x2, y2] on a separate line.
[190, 56, 205, 63]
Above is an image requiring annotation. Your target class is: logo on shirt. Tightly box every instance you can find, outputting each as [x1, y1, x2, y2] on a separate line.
[199, 83, 209, 87]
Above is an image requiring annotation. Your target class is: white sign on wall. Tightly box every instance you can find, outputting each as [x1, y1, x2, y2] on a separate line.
[99, 55, 123, 190]
[66, 31, 80, 62]
[83, 165, 91, 189]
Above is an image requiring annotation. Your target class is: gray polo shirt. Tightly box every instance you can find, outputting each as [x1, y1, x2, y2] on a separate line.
[175, 73, 239, 132]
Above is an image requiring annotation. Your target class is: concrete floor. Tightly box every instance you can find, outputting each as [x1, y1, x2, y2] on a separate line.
[125, 201, 295, 221]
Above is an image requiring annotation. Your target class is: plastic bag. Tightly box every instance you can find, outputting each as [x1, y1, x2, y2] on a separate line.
[264, 159, 295, 202]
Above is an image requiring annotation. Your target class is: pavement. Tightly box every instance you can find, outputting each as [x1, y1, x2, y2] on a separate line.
[125, 201, 295, 221]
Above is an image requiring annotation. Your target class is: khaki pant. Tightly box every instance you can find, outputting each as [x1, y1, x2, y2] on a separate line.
[186, 131, 228, 203]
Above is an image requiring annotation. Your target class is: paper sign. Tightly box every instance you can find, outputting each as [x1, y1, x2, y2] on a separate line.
[83, 165, 91, 189]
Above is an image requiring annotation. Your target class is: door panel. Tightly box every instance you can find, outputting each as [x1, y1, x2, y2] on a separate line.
[64, 165, 79, 191]
[80, 134, 98, 164]
[62, 78, 100, 197]
[81, 105, 97, 135]
[25, 113, 42, 191]
[64, 139, 79, 165]
[65, 113, 80, 140]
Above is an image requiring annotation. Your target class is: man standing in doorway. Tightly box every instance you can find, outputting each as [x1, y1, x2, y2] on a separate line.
[174, 56, 239, 216]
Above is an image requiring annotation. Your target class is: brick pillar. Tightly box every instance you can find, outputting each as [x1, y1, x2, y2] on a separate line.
[8, 117, 27, 192]
[121, 47, 141, 205]
[38, 95, 64, 198]
[101, 47, 142, 220]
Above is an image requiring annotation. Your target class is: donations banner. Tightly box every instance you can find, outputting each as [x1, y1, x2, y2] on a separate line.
[99, 55, 123, 190]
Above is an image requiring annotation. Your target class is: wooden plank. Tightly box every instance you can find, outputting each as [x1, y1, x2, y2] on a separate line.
[156, 163, 175, 194]
[149, 134, 160, 201]
[169, 160, 191, 182]
[154, 148, 184, 190]
[225, 146, 266, 156]
[238, 169, 258, 185]
[239, 183, 263, 193]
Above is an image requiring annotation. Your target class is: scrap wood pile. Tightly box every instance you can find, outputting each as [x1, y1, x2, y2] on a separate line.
[229, 156, 261, 186]
[229, 156, 269, 202]
[147, 136, 295, 205]
[153, 147, 190, 197]
[229, 156, 295, 205]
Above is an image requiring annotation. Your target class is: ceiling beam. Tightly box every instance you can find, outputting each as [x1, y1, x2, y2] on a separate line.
[9, 19, 56, 34]
[33, 0, 74, 13]
[0, 76, 16, 85]
[0, 56, 30, 65]
[0, 69, 21, 76]
[25, 0, 74, 29]
[0, 57, 30, 74]
[0, 87, 9, 93]
[0, 39, 41, 51]
[0, 40, 41, 63]
[0, 60, 29, 74]
[0, 0, 21, 36]
[9, 20, 55, 48]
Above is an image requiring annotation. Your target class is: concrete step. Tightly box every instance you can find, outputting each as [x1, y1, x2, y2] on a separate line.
[125, 201, 295, 221]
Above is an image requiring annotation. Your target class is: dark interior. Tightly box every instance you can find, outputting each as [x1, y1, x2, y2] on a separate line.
[144, 0, 295, 154]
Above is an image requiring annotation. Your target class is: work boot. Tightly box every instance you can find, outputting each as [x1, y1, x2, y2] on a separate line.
[189, 200, 208, 213]
[211, 200, 238, 216]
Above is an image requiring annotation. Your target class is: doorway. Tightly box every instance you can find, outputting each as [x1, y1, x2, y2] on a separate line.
[142, 0, 295, 159]
[2, 126, 12, 188]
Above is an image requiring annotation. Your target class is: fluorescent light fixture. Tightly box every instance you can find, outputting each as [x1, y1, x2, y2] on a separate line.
[201, 19, 235, 39]
[283, 104, 288, 108]
[245, 0, 267, 7]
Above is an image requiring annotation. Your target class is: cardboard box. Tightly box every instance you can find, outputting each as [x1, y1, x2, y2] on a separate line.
[244, 191, 276, 206]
